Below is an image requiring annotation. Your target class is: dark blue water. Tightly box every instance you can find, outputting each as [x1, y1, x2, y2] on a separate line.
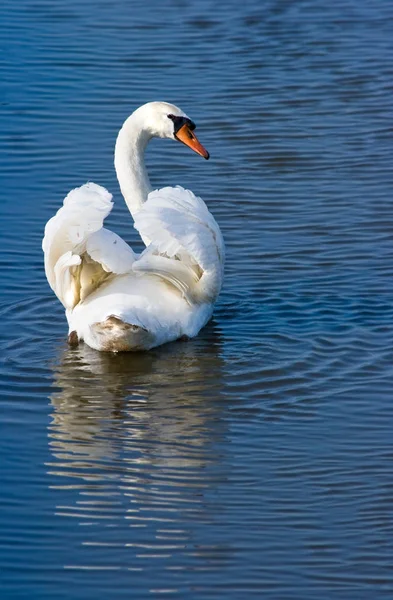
[1, 0, 393, 598]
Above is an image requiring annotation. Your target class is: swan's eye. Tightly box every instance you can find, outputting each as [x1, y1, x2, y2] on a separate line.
[167, 114, 196, 135]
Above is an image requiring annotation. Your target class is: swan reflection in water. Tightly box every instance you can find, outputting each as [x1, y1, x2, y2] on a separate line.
[46, 323, 230, 569]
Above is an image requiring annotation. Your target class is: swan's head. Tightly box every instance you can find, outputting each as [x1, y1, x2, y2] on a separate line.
[135, 101, 209, 160]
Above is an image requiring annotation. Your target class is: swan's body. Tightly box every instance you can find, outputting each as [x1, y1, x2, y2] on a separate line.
[43, 102, 224, 351]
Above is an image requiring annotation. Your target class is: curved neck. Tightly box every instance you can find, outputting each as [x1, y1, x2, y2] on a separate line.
[114, 113, 153, 217]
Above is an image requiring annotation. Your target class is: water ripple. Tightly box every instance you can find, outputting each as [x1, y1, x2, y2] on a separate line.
[2, 0, 393, 598]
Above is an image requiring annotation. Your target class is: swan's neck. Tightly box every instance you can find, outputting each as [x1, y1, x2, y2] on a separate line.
[114, 113, 153, 217]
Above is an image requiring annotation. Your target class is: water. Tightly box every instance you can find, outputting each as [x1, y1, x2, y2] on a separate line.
[1, 0, 393, 598]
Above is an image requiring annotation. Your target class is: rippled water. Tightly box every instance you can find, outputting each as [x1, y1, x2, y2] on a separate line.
[2, 0, 393, 598]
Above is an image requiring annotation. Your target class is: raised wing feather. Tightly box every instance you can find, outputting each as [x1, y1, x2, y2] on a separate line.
[43, 182, 136, 309]
[133, 186, 224, 303]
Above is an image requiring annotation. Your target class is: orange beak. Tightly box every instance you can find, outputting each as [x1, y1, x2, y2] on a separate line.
[175, 124, 210, 160]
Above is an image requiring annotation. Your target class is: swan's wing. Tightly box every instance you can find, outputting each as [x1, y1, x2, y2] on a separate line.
[43, 182, 136, 309]
[133, 253, 200, 303]
[133, 186, 224, 304]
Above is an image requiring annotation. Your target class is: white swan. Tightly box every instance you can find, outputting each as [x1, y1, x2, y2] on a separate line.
[42, 102, 225, 352]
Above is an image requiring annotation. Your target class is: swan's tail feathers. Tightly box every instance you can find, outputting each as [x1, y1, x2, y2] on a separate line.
[133, 186, 225, 304]
[43, 183, 135, 309]
[90, 316, 154, 352]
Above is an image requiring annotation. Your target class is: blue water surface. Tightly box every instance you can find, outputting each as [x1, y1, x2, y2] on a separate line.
[1, 1, 393, 598]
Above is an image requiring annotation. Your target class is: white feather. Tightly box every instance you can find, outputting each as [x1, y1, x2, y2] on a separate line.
[43, 183, 136, 309]
[134, 186, 224, 302]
